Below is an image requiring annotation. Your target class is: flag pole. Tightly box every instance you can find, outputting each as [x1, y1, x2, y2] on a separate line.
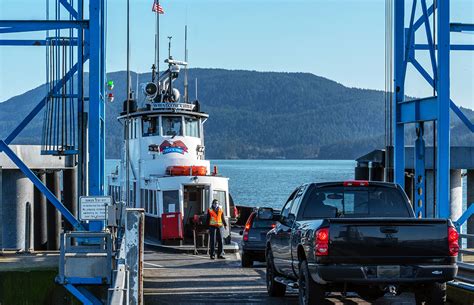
[156, 1, 160, 80]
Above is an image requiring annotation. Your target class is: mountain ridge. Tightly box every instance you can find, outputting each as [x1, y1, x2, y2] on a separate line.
[1, 68, 472, 159]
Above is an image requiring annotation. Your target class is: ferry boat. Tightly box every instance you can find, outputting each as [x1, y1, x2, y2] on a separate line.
[107, 52, 231, 242]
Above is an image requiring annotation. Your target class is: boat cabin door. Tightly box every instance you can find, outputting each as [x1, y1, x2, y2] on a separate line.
[183, 185, 209, 234]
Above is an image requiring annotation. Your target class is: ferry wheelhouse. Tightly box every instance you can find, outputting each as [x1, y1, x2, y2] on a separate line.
[107, 57, 230, 242]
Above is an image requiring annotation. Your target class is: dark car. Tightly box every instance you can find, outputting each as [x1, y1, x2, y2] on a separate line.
[240, 207, 279, 268]
[266, 181, 458, 305]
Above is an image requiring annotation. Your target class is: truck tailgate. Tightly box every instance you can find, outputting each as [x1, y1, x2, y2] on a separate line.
[327, 218, 450, 264]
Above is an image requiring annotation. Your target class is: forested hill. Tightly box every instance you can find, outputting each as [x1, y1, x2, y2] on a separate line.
[1, 68, 472, 159]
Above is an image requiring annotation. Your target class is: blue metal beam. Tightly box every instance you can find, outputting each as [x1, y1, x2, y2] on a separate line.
[455, 204, 474, 229]
[394, 0, 406, 189]
[399, 97, 438, 123]
[64, 284, 102, 305]
[420, 0, 438, 79]
[0, 20, 88, 34]
[413, 2, 434, 32]
[414, 44, 474, 51]
[76, 286, 103, 305]
[450, 23, 474, 32]
[0, 141, 84, 230]
[4, 63, 79, 145]
[436, 0, 451, 219]
[0, 39, 78, 46]
[59, 0, 79, 20]
[410, 57, 435, 88]
[88, 0, 106, 231]
[450, 101, 474, 133]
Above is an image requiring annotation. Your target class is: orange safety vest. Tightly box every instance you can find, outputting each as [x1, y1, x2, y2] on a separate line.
[209, 208, 223, 227]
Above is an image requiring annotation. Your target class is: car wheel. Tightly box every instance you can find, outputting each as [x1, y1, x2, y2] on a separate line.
[357, 287, 386, 301]
[241, 252, 253, 268]
[266, 248, 286, 297]
[298, 260, 325, 305]
[414, 283, 446, 305]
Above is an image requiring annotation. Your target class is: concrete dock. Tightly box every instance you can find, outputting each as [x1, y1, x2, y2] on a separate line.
[143, 248, 421, 305]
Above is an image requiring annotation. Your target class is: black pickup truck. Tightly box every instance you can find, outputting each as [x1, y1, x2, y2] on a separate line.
[265, 181, 458, 305]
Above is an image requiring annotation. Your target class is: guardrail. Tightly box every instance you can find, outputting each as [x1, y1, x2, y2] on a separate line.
[455, 204, 474, 287]
[108, 208, 145, 305]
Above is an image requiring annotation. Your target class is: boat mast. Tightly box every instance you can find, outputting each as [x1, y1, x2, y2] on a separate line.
[167, 36, 173, 99]
[184, 25, 189, 103]
[154, 1, 160, 83]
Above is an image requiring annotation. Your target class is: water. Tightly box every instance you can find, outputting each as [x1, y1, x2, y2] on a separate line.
[106, 159, 356, 209]
[106, 159, 468, 210]
[210, 160, 355, 209]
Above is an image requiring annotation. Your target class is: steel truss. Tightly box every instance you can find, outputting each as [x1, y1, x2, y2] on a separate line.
[0, 0, 106, 303]
[393, 0, 474, 218]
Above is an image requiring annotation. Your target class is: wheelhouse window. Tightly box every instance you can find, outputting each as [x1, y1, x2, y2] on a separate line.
[142, 117, 159, 137]
[185, 117, 200, 138]
[162, 116, 183, 136]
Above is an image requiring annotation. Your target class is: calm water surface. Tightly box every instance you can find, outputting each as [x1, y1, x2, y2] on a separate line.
[106, 159, 467, 211]
[210, 160, 355, 209]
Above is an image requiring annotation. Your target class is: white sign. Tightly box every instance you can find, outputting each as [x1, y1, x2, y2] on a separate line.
[168, 204, 176, 213]
[151, 102, 196, 111]
[79, 196, 111, 220]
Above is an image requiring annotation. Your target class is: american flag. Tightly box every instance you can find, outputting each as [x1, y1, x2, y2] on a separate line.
[152, 1, 164, 14]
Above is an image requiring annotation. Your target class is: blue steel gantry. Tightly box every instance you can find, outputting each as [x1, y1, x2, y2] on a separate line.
[0, 1, 106, 226]
[0, 0, 107, 303]
[393, 0, 474, 219]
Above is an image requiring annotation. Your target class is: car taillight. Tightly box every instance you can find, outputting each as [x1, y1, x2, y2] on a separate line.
[448, 226, 459, 257]
[243, 213, 255, 242]
[343, 180, 369, 187]
[315, 228, 329, 256]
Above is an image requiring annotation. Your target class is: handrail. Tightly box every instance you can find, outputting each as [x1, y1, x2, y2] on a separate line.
[454, 204, 474, 285]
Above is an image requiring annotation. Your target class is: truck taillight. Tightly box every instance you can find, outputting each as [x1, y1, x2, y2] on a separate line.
[448, 226, 459, 257]
[243, 213, 255, 242]
[343, 180, 369, 187]
[315, 228, 329, 256]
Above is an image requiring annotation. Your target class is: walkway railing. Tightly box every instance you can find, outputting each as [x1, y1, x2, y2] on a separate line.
[455, 204, 474, 287]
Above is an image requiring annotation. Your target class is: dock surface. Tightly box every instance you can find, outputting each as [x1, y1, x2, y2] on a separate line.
[143, 248, 419, 305]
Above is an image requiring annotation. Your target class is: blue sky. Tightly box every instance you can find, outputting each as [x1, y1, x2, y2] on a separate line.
[0, 0, 473, 109]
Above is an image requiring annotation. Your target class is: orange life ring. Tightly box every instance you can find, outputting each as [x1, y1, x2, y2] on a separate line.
[167, 166, 207, 176]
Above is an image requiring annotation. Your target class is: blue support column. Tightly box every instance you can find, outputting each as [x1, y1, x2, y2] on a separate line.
[394, 0, 405, 189]
[436, 0, 451, 218]
[88, 0, 106, 231]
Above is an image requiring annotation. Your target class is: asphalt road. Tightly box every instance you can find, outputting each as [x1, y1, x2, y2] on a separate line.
[143, 249, 418, 305]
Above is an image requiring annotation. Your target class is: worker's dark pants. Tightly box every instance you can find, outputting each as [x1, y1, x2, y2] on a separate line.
[209, 226, 224, 257]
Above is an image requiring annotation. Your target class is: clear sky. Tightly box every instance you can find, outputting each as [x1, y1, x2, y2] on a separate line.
[0, 0, 473, 109]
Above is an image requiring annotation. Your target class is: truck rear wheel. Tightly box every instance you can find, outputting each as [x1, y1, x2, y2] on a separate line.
[298, 260, 325, 305]
[241, 252, 253, 268]
[414, 283, 446, 305]
[266, 248, 286, 297]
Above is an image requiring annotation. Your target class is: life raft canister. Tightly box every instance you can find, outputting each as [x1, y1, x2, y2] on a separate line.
[166, 166, 207, 176]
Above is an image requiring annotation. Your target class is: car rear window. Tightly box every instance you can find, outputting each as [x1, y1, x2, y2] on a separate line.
[252, 219, 276, 229]
[302, 186, 411, 219]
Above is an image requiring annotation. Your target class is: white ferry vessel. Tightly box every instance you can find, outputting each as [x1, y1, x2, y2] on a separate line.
[107, 52, 231, 242]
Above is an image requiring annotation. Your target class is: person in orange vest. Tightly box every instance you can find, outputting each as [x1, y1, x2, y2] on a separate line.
[206, 199, 227, 259]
